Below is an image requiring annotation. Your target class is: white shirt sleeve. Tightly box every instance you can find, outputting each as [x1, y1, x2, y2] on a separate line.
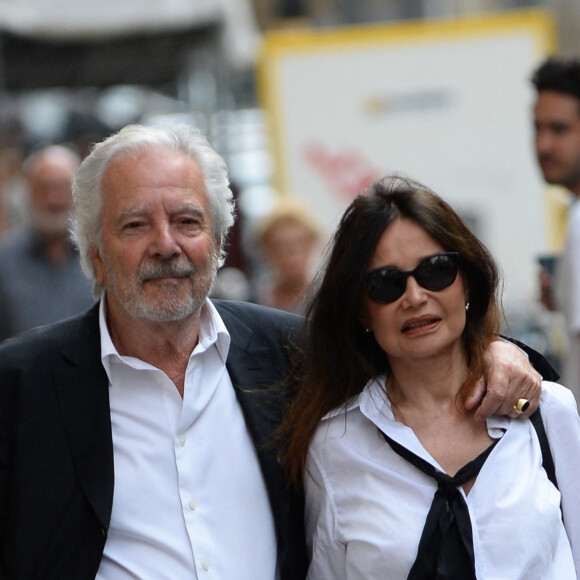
[556, 202, 580, 333]
[541, 381, 580, 578]
[304, 450, 347, 580]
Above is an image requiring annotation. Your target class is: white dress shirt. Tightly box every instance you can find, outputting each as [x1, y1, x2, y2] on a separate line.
[305, 379, 580, 579]
[95, 298, 278, 579]
[556, 197, 580, 402]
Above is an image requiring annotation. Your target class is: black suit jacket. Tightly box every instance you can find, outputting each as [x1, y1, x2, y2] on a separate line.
[0, 300, 307, 579]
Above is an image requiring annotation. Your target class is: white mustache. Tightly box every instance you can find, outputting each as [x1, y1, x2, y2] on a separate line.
[138, 259, 197, 283]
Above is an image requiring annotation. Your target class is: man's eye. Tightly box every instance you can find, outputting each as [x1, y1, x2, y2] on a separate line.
[179, 217, 202, 228]
[124, 221, 144, 229]
[552, 124, 569, 135]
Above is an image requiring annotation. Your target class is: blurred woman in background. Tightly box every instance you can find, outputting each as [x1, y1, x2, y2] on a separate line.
[254, 196, 321, 314]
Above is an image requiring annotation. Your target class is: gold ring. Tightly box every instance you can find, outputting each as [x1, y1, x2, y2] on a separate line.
[513, 398, 530, 414]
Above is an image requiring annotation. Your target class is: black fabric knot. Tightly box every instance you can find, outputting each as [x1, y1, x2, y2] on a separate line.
[380, 429, 498, 580]
[434, 485, 462, 520]
[435, 477, 459, 497]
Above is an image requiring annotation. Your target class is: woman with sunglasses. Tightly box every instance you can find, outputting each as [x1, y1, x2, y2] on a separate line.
[281, 175, 580, 579]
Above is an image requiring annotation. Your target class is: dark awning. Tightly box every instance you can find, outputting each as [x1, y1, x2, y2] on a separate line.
[0, 0, 258, 91]
[0, 25, 218, 91]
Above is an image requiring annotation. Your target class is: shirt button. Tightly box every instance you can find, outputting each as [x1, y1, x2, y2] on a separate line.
[188, 501, 197, 510]
[202, 562, 210, 571]
[179, 436, 186, 447]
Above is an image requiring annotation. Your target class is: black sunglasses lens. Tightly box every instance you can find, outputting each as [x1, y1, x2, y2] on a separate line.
[365, 253, 459, 304]
[365, 269, 407, 303]
[414, 254, 458, 291]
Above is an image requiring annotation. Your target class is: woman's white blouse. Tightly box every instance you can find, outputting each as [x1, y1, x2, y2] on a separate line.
[305, 380, 580, 579]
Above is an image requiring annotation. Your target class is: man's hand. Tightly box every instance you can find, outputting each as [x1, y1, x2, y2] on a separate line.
[465, 340, 542, 420]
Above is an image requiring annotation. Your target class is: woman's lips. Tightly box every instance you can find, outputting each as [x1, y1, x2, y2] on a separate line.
[402, 315, 440, 333]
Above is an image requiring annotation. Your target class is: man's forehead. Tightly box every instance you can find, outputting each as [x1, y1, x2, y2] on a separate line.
[110, 147, 199, 170]
[536, 90, 580, 115]
[101, 149, 206, 193]
[99, 158, 210, 227]
[117, 201, 205, 216]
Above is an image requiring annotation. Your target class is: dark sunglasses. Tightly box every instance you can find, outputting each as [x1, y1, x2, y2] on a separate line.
[364, 252, 460, 304]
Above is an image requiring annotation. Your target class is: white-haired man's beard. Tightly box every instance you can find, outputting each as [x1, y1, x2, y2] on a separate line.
[105, 253, 218, 323]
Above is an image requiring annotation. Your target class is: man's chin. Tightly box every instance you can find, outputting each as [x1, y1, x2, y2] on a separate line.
[141, 282, 194, 308]
[539, 164, 564, 185]
[133, 291, 207, 323]
[136, 302, 200, 323]
[144, 277, 187, 286]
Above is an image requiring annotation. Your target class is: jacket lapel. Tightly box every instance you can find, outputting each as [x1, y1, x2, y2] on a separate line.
[217, 303, 287, 448]
[53, 305, 114, 530]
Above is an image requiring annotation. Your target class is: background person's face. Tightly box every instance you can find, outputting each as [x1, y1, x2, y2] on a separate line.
[92, 148, 218, 323]
[534, 90, 580, 194]
[264, 219, 316, 282]
[28, 153, 78, 237]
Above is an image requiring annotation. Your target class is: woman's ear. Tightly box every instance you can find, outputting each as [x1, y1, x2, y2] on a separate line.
[462, 275, 470, 307]
[359, 307, 371, 333]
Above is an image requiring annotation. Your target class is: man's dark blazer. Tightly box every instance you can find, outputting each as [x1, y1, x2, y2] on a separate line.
[0, 300, 308, 579]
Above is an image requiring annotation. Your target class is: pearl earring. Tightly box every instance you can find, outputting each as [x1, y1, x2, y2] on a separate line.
[465, 302, 470, 311]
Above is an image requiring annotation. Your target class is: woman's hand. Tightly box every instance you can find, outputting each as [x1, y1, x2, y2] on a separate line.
[465, 340, 542, 420]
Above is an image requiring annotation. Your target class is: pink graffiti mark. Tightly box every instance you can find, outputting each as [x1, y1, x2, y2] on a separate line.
[303, 142, 381, 200]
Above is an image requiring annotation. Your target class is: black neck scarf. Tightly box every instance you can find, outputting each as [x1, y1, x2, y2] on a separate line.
[380, 430, 498, 580]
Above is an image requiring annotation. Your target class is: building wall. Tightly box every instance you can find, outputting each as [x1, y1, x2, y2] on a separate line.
[251, 0, 578, 55]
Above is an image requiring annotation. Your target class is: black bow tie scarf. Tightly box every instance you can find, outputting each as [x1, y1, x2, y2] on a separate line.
[380, 431, 497, 580]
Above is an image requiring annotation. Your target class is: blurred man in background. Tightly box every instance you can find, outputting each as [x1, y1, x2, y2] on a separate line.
[0, 144, 94, 340]
[533, 55, 580, 402]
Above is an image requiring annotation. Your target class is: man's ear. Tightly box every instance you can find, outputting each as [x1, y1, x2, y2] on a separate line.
[90, 244, 105, 285]
[215, 238, 222, 262]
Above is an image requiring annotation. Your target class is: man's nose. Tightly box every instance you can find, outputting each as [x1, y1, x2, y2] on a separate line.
[535, 130, 553, 154]
[150, 224, 181, 258]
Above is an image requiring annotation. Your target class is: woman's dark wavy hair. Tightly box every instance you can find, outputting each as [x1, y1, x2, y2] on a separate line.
[281, 174, 502, 486]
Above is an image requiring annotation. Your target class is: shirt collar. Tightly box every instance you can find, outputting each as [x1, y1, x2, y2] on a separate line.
[198, 298, 231, 362]
[319, 378, 381, 421]
[321, 375, 508, 436]
[99, 295, 231, 378]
